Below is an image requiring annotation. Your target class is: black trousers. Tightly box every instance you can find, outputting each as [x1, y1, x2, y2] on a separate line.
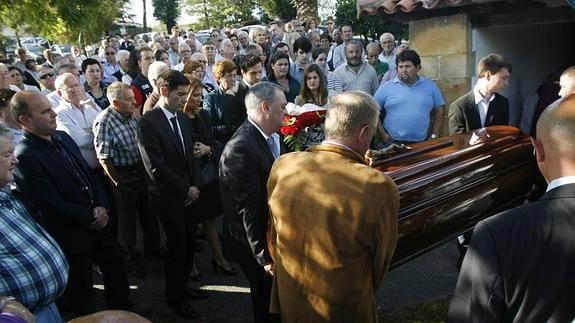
[155, 192, 196, 304]
[62, 228, 130, 315]
[237, 253, 280, 323]
[114, 165, 161, 259]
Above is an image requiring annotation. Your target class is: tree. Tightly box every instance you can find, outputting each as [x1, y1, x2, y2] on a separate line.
[293, 0, 318, 23]
[258, 0, 297, 21]
[185, 0, 258, 29]
[335, 0, 408, 41]
[0, 0, 128, 45]
[153, 0, 180, 34]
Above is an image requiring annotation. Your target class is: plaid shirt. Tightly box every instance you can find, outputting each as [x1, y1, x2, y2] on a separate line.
[93, 107, 142, 167]
[0, 187, 69, 310]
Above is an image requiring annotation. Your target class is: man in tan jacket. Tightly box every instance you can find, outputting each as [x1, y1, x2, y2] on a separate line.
[267, 91, 399, 323]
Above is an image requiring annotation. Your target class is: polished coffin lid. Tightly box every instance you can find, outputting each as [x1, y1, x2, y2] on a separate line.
[371, 126, 537, 267]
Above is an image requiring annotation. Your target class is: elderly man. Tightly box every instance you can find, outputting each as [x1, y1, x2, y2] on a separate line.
[268, 91, 398, 323]
[0, 89, 22, 144]
[220, 82, 287, 323]
[448, 94, 575, 322]
[236, 30, 250, 55]
[375, 50, 445, 143]
[102, 45, 121, 83]
[379, 33, 397, 71]
[202, 41, 218, 87]
[366, 42, 389, 82]
[173, 43, 193, 72]
[11, 91, 133, 315]
[142, 61, 170, 114]
[332, 25, 354, 69]
[449, 54, 512, 135]
[112, 50, 130, 84]
[37, 66, 56, 95]
[168, 36, 180, 67]
[93, 82, 161, 278]
[137, 70, 204, 319]
[334, 40, 379, 95]
[0, 126, 69, 322]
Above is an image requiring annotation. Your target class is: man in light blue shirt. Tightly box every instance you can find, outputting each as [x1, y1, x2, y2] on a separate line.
[374, 50, 445, 143]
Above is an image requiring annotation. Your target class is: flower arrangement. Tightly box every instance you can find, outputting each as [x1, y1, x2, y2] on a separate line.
[280, 103, 327, 151]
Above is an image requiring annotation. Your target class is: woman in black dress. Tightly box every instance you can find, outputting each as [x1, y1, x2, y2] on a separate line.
[183, 77, 236, 277]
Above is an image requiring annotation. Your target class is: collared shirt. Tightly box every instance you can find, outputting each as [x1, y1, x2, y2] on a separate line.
[0, 187, 68, 311]
[93, 107, 141, 167]
[159, 106, 186, 153]
[321, 140, 354, 152]
[204, 65, 217, 88]
[473, 85, 496, 127]
[546, 176, 575, 192]
[103, 62, 120, 81]
[379, 48, 396, 71]
[55, 100, 102, 169]
[375, 76, 445, 142]
[248, 117, 280, 157]
[0, 122, 23, 145]
[167, 48, 180, 67]
[289, 60, 307, 85]
[333, 62, 379, 95]
[332, 43, 346, 69]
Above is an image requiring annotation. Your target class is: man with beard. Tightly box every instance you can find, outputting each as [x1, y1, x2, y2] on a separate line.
[333, 40, 379, 95]
[374, 49, 445, 144]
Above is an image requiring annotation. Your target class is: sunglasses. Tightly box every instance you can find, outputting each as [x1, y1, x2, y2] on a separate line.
[39, 72, 55, 80]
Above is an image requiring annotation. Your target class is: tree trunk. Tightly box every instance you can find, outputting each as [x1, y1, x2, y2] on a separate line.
[143, 0, 148, 31]
[293, 0, 318, 22]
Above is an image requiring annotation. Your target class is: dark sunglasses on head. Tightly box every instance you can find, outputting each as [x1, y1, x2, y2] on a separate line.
[39, 72, 55, 80]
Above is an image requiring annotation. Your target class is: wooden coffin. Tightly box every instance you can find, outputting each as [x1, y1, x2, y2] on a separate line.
[370, 126, 538, 268]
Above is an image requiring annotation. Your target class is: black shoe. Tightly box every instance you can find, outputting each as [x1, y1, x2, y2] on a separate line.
[185, 287, 209, 300]
[126, 258, 146, 278]
[211, 258, 237, 275]
[168, 299, 198, 319]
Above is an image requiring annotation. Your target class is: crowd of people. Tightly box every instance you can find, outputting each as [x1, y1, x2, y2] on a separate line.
[0, 15, 575, 323]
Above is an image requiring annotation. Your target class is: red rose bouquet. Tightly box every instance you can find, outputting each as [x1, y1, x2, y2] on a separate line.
[280, 103, 327, 151]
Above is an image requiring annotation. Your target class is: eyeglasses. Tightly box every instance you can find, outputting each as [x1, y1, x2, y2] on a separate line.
[39, 72, 55, 80]
[106, 52, 116, 55]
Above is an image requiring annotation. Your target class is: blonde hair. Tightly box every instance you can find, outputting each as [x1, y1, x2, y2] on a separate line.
[324, 91, 380, 140]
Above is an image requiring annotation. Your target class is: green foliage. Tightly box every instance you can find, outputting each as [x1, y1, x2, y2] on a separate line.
[0, 0, 128, 44]
[186, 0, 259, 29]
[259, 0, 297, 21]
[153, 0, 180, 34]
[335, 0, 408, 41]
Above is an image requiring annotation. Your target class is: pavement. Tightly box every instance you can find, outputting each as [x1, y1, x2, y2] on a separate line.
[84, 238, 461, 322]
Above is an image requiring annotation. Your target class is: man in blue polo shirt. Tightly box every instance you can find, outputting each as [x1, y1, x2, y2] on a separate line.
[374, 50, 445, 143]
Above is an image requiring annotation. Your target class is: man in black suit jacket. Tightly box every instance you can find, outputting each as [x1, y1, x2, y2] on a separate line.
[137, 70, 203, 318]
[220, 82, 287, 323]
[11, 91, 131, 315]
[448, 53, 512, 135]
[449, 94, 575, 322]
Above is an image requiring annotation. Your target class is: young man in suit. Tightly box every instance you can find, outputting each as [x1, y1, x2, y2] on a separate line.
[219, 82, 287, 323]
[137, 70, 204, 319]
[449, 94, 575, 322]
[448, 53, 512, 135]
[11, 91, 133, 315]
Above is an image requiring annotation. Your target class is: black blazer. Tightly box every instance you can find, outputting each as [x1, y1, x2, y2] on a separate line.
[219, 120, 286, 266]
[137, 106, 201, 200]
[13, 131, 108, 253]
[448, 91, 509, 135]
[449, 183, 575, 322]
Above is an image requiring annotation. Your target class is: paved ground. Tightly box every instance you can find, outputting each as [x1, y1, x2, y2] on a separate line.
[84, 237, 461, 322]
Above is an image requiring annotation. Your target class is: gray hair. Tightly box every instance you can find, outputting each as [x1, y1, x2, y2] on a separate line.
[220, 38, 233, 51]
[148, 61, 170, 90]
[106, 82, 131, 102]
[54, 73, 76, 91]
[179, 43, 191, 53]
[245, 82, 283, 115]
[236, 30, 248, 39]
[324, 91, 380, 140]
[116, 49, 130, 62]
[345, 40, 363, 54]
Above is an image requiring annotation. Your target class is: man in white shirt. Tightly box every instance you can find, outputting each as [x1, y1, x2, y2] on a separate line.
[332, 25, 354, 69]
[333, 40, 379, 95]
[379, 33, 397, 71]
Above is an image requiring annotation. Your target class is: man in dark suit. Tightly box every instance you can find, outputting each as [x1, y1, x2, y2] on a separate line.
[448, 53, 512, 135]
[136, 70, 204, 319]
[219, 82, 287, 323]
[449, 94, 575, 322]
[11, 91, 132, 315]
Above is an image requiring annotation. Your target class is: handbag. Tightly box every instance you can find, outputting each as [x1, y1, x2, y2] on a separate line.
[201, 159, 218, 186]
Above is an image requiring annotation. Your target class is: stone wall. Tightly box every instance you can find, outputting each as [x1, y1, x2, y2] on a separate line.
[409, 14, 472, 135]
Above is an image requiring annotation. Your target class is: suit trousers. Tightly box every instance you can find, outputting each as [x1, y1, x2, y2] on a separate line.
[237, 253, 280, 323]
[114, 165, 161, 260]
[62, 227, 130, 315]
[155, 192, 197, 304]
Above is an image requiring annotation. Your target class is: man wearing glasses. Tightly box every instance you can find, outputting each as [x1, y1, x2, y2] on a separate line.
[102, 45, 120, 84]
[37, 66, 56, 95]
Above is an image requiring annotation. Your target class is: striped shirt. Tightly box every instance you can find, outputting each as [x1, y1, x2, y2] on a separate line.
[0, 187, 69, 310]
[93, 107, 142, 167]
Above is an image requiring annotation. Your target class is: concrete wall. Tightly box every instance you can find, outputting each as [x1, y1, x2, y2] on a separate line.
[472, 22, 575, 126]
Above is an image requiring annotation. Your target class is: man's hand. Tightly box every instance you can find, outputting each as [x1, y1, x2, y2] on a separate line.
[90, 206, 109, 231]
[184, 186, 201, 207]
[264, 263, 274, 276]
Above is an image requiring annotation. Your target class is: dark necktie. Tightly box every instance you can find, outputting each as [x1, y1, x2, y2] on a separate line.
[170, 116, 185, 154]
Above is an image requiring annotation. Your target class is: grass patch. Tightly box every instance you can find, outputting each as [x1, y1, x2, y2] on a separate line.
[379, 297, 450, 323]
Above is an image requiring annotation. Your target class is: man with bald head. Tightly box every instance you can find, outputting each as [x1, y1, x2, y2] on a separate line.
[449, 95, 575, 322]
[558, 66, 575, 98]
[11, 91, 133, 315]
